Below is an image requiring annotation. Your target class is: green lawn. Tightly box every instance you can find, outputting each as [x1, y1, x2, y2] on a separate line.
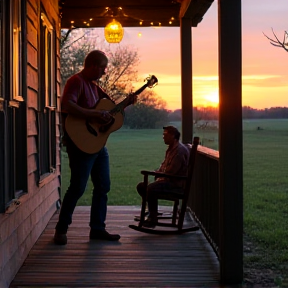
[61, 119, 288, 282]
[242, 120, 288, 272]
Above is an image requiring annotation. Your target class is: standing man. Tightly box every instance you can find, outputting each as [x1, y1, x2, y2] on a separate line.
[137, 126, 190, 227]
[54, 50, 136, 245]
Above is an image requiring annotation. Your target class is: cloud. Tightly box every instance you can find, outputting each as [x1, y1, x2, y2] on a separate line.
[242, 75, 288, 87]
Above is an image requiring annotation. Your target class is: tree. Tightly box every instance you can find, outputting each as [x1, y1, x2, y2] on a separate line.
[137, 89, 167, 110]
[60, 29, 98, 89]
[124, 90, 168, 129]
[124, 104, 169, 129]
[60, 28, 140, 101]
[98, 45, 139, 102]
[263, 28, 288, 53]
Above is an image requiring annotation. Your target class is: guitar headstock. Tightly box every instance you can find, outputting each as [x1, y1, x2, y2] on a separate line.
[145, 75, 158, 88]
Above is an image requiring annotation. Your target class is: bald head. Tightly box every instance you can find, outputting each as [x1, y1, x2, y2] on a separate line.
[84, 50, 108, 68]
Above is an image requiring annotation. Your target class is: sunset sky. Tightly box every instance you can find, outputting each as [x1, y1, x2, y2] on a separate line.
[99, 0, 288, 111]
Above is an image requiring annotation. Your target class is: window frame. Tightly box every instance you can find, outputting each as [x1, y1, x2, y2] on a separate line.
[40, 13, 56, 108]
[11, 0, 23, 102]
[38, 10, 57, 183]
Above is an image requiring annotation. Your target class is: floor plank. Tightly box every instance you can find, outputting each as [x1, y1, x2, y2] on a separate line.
[10, 206, 220, 287]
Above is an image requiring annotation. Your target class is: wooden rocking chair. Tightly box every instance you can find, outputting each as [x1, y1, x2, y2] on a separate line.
[129, 137, 200, 235]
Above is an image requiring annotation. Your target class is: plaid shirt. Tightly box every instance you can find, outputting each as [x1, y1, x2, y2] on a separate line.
[156, 141, 190, 187]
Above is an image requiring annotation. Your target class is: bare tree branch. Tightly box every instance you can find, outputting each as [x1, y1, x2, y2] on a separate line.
[61, 29, 91, 50]
[263, 28, 288, 52]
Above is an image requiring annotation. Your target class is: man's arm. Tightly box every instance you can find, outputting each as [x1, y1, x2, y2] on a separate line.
[63, 99, 111, 123]
[61, 76, 112, 124]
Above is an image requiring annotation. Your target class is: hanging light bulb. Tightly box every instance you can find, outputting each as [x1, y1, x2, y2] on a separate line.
[104, 19, 124, 43]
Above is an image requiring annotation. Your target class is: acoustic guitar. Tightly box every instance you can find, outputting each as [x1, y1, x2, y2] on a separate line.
[65, 75, 158, 154]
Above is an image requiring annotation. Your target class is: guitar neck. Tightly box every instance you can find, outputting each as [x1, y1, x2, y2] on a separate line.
[110, 83, 149, 115]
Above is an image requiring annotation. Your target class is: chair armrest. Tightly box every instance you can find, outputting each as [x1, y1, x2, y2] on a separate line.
[140, 170, 187, 180]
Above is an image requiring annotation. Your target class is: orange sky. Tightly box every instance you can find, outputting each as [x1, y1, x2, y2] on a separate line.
[101, 0, 288, 111]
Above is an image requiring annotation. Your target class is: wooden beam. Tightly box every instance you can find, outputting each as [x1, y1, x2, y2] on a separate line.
[179, 0, 215, 27]
[180, 17, 193, 144]
[218, 0, 243, 284]
[179, 0, 191, 18]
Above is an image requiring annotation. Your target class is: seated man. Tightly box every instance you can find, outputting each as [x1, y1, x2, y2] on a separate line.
[137, 126, 190, 227]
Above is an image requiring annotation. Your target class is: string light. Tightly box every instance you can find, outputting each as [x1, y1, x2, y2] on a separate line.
[66, 4, 177, 32]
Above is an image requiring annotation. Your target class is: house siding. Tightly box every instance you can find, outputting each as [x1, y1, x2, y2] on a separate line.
[0, 0, 61, 287]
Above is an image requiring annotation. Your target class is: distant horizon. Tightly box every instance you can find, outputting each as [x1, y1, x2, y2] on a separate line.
[168, 105, 288, 112]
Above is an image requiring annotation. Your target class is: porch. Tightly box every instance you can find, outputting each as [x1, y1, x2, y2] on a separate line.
[10, 206, 221, 287]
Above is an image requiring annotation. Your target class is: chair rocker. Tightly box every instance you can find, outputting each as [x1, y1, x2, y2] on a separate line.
[129, 137, 200, 235]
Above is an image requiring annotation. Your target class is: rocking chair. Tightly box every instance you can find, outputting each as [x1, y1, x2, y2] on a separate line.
[129, 137, 200, 235]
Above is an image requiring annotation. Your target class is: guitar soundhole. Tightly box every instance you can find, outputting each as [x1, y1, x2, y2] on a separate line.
[99, 118, 115, 133]
[86, 121, 98, 137]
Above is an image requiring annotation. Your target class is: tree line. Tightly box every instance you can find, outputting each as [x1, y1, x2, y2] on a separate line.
[168, 106, 288, 121]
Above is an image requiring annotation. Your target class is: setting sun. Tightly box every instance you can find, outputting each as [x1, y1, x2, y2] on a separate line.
[203, 91, 219, 107]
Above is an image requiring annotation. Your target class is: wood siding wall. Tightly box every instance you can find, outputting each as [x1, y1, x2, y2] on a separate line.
[0, 1, 61, 287]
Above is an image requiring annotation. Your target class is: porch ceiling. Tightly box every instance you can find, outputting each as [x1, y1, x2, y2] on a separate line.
[59, 0, 214, 29]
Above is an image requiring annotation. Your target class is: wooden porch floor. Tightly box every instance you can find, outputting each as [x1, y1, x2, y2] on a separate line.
[10, 206, 220, 287]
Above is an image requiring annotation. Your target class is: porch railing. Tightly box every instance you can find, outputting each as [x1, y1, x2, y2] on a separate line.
[188, 145, 220, 258]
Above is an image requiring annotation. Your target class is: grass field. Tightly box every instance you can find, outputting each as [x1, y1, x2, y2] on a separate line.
[61, 119, 288, 284]
[242, 120, 288, 280]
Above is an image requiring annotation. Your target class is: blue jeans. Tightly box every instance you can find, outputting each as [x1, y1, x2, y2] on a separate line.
[56, 138, 110, 233]
[137, 180, 183, 219]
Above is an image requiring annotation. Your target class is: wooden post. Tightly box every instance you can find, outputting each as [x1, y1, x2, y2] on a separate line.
[218, 0, 243, 284]
[180, 17, 193, 144]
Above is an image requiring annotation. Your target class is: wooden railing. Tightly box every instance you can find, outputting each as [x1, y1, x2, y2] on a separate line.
[188, 145, 220, 258]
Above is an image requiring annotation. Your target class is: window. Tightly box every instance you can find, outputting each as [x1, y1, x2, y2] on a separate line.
[0, 0, 27, 212]
[12, 0, 22, 101]
[40, 13, 56, 108]
[38, 11, 56, 181]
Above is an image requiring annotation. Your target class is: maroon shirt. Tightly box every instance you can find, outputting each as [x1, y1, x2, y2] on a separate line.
[61, 71, 112, 112]
[61, 72, 113, 135]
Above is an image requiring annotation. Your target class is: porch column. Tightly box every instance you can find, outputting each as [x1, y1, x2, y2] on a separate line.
[218, 0, 243, 284]
[180, 17, 193, 144]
